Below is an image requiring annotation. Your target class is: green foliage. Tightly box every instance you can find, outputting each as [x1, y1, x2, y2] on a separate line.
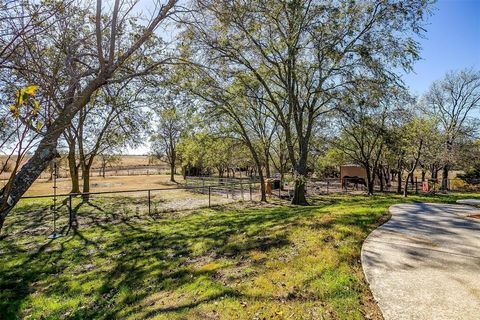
[313, 148, 345, 178]
[9, 85, 42, 132]
[2, 193, 477, 319]
[459, 166, 480, 185]
[459, 141, 480, 184]
[177, 132, 252, 175]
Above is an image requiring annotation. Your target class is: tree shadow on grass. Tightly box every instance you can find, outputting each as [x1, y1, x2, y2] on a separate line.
[0, 195, 397, 319]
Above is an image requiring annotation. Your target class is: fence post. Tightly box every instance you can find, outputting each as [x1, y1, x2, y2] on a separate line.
[68, 194, 72, 227]
[415, 177, 418, 194]
[241, 182, 244, 200]
[249, 182, 252, 201]
[148, 190, 151, 215]
[208, 186, 211, 207]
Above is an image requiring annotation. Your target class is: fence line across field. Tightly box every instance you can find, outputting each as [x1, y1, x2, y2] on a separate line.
[19, 181, 261, 230]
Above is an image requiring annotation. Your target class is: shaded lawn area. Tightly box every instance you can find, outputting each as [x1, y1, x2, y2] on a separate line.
[1, 193, 479, 319]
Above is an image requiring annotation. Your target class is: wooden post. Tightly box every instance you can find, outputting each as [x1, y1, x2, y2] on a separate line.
[208, 186, 211, 207]
[148, 190, 151, 215]
[68, 194, 72, 227]
[415, 177, 418, 194]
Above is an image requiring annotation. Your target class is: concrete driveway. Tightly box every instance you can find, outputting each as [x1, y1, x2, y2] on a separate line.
[361, 203, 480, 320]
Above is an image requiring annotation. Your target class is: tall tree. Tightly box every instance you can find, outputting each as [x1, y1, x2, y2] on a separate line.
[181, 0, 431, 204]
[424, 68, 480, 190]
[151, 91, 191, 182]
[77, 82, 147, 197]
[0, 0, 178, 232]
[397, 117, 436, 197]
[336, 82, 407, 195]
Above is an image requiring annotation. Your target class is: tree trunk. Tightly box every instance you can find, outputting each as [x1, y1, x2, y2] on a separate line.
[280, 171, 285, 191]
[291, 155, 308, 205]
[0, 214, 5, 234]
[397, 171, 402, 194]
[48, 161, 54, 182]
[264, 151, 271, 178]
[403, 173, 411, 197]
[0, 129, 60, 232]
[383, 166, 391, 191]
[170, 161, 175, 182]
[68, 146, 80, 193]
[0, 78, 104, 232]
[378, 166, 384, 192]
[258, 167, 267, 202]
[421, 170, 426, 182]
[441, 165, 449, 190]
[82, 165, 91, 201]
[365, 165, 375, 195]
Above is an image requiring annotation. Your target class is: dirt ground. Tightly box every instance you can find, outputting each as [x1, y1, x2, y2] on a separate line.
[18, 174, 186, 196]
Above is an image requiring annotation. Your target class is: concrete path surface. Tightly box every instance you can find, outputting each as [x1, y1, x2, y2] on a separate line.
[456, 199, 480, 207]
[361, 203, 480, 320]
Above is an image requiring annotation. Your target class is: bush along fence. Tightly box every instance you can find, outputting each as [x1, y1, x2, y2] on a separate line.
[17, 180, 261, 238]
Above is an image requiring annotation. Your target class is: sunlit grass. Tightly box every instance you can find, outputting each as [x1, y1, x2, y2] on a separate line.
[1, 192, 478, 319]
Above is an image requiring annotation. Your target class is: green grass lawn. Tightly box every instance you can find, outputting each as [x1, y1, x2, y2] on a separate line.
[1, 193, 478, 319]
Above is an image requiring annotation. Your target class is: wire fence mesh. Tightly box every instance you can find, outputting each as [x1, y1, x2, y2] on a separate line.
[16, 179, 261, 237]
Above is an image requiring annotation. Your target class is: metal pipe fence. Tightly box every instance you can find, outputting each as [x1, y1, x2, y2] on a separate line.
[1, 165, 172, 182]
[17, 181, 261, 236]
[303, 177, 480, 195]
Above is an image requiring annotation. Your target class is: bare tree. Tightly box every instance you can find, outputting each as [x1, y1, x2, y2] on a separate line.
[425, 68, 480, 190]
[0, 0, 178, 232]
[181, 0, 431, 204]
[77, 82, 147, 198]
[151, 91, 191, 182]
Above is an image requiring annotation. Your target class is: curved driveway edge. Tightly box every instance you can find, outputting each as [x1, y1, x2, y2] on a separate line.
[361, 203, 480, 320]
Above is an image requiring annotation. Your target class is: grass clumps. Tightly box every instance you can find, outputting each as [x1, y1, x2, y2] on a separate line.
[0, 193, 477, 319]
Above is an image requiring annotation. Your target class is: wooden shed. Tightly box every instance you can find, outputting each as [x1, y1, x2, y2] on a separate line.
[339, 164, 367, 182]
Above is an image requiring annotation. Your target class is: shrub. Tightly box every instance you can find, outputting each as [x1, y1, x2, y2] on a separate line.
[458, 164, 480, 185]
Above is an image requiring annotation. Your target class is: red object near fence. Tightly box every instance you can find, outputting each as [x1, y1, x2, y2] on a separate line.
[422, 181, 429, 192]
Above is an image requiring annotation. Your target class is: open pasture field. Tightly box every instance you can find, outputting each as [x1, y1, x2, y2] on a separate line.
[0, 155, 167, 181]
[1, 193, 479, 320]
[18, 174, 186, 197]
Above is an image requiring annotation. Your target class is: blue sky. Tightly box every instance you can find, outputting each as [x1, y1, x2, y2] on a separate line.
[403, 0, 480, 95]
[130, 0, 480, 154]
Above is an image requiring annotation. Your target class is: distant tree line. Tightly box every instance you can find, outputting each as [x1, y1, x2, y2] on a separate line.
[1, 0, 480, 234]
